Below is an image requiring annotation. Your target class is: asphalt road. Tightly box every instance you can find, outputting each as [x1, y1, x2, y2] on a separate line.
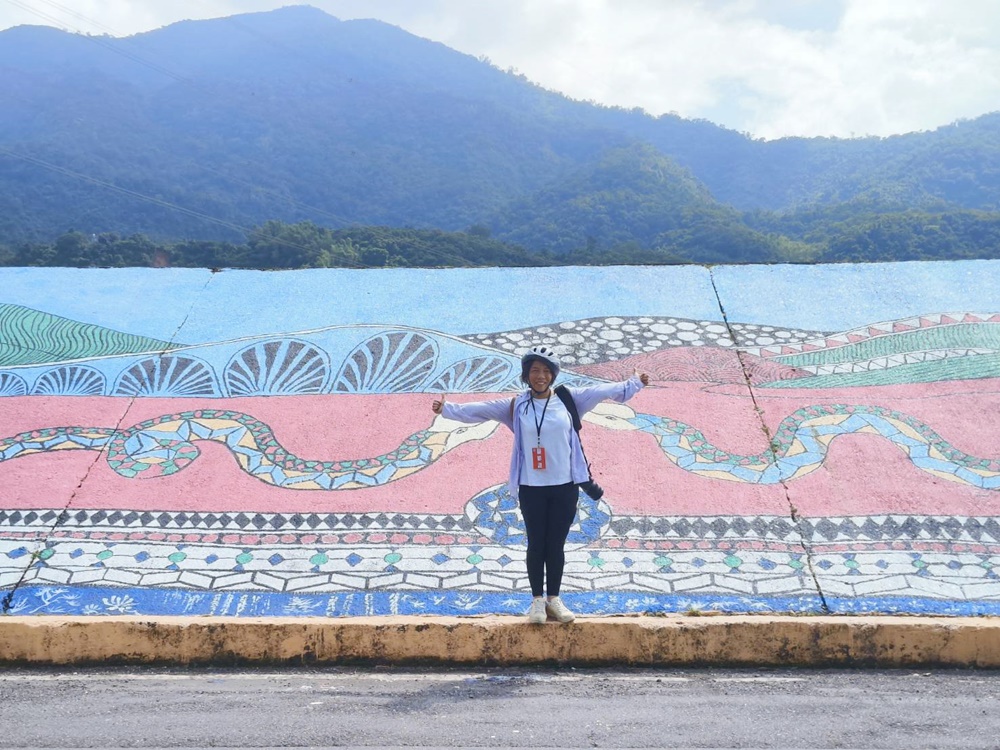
[0, 667, 996, 749]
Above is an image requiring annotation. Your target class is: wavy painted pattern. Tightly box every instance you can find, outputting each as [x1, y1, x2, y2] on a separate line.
[2, 405, 1000, 491]
[773, 325, 1000, 368]
[630, 404, 1000, 489]
[0, 411, 448, 490]
[0, 304, 179, 367]
[752, 318, 1000, 387]
[5, 308, 1000, 393]
[764, 353, 1000, 389]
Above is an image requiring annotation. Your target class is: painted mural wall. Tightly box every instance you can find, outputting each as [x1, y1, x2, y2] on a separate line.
[2, 262, 1000, 617]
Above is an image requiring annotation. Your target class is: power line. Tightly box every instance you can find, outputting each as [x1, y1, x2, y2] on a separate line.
[31, 0, 130, 37]
[0, 146, 479, 269]
[1, 86, 359, 231]
[4, 0, 190, 83]
[190, 162, 360, 230]
[2, 2, 487, 268]
[4, 0, 365, 230]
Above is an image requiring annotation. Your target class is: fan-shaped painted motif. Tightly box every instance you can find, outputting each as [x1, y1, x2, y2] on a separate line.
[32, 366, 106, 396]
[114, 356, 220, 397]
[224, 339, 330, 396]
[429, 356, 514, 392]
[333, 331, 438, 393]
[498, 375, 525, 392]
[562, 373, 597, 388]
[0, 371, 28, 396]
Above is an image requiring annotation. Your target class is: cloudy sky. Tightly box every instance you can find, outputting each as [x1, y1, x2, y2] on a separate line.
[2, 0, 999, 140]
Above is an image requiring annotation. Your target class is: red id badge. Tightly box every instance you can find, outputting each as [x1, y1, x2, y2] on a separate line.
[531, 446, 547, 470]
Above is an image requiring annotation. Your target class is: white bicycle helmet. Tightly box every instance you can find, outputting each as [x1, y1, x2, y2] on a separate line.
[520, 344, 561, 381]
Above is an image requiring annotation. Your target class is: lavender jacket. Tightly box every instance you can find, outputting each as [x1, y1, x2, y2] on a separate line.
[441, 375, 644, 500]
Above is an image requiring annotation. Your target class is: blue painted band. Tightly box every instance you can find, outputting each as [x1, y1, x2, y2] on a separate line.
[6, 585, 998, 618]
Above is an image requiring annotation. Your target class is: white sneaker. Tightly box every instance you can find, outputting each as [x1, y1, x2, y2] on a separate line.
[527, 597, 547, 624]
[545, 596, 576, 623]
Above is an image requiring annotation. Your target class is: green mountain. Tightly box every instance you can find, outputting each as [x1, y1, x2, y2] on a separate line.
[489, 143, 791, 262]
[0, 5, 999, 264]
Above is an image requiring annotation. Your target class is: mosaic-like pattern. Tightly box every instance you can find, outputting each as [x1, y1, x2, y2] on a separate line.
[3, 264, 1000, 618]
[460, 316, 827, 364]
[3, 403, 1000, 490]
[629, 404, 1000, 489]
[4, 510, 1000, 615]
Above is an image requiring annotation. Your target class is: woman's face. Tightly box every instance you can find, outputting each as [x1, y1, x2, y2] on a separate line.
[527, 361, 554, 393]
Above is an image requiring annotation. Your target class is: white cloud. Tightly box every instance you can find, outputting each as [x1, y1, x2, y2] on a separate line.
[1, 0, 998, 139]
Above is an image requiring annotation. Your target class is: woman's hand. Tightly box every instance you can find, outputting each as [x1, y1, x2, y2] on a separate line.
[431, 393, 446, 414]
[635, 369, 650, 386]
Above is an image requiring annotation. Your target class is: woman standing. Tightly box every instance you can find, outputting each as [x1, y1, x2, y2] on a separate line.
[432, 345, 649, 624]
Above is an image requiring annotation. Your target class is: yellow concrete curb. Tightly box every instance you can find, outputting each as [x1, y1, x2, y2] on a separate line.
[2, 615, 999, 667]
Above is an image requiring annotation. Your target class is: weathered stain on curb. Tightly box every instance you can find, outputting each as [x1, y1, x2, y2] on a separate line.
[2, 615, 1000, 668]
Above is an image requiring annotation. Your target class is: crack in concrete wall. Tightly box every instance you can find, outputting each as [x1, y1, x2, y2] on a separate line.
[1, 273, 217, 614]
[707, 266, 830, 613]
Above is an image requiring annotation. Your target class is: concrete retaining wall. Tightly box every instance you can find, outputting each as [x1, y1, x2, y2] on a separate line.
[3, 616, 999, 668]
[3, 262, 1000, 622]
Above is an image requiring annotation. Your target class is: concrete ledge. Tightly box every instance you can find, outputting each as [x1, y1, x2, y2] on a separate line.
[2, 615, 999, 668]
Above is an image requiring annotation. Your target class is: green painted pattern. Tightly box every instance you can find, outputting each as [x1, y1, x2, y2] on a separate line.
[763, 352, 1000, 388]
[0, 304, 180, 366]
[773, 325, 1000, 368]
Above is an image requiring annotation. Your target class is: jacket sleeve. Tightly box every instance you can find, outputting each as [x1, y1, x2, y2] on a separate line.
[568, 375, 644, 416]
[441, 397, 514, 429]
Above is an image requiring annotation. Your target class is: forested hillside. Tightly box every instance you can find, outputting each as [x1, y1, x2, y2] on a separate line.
[1, 5, 999, 266]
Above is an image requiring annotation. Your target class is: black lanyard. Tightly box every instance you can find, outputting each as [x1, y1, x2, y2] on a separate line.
[529, 394, 551, 446]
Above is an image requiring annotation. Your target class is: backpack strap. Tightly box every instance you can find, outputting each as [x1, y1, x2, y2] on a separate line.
[555, 385, 595, 482]
[554, 385, 582, 432]
[509, 396, 516, 423]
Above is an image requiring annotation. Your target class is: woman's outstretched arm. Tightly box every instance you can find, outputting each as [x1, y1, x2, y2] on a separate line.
[569, 371, 649, 416]
[432, 394, 515, 429]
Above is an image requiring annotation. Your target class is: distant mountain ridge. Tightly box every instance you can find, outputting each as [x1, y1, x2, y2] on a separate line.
[1, 5, 999, 261]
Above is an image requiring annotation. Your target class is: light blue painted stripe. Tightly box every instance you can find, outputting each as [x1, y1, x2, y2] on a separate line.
[677, 454, 698, 470]
[808, 423, 848, 436]
[282, 473, 324, 488]
[190, 421, 216, 439]
[395, 458, 428, 469]
[331, 474, 356, 489]
[837, 415, 873, 433]
[730, 467, 764, 482]
[713, 259, 1000, 331]
[0, 267, 212, 342]
[777, 452, 819, 470]
[181, 266, 721, 341]
[911, 457, 959, 475]
[4, 261, 1000, 343]
[350, 473, 379, 487]
[954, 467, 987, 487]
[243, 452, 263, 473]
[759, 465, 784, 484]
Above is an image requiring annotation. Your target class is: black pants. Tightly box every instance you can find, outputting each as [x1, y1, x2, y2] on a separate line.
[518, 482, 578, 597]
